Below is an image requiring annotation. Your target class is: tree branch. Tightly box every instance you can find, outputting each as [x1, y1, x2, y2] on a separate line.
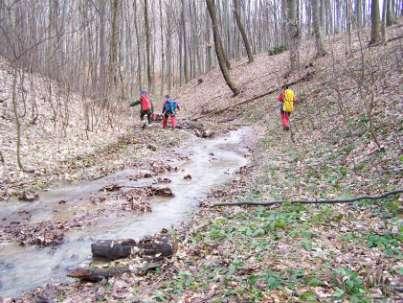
[191, 70, 314, 121]
[210, 189, 403, 207]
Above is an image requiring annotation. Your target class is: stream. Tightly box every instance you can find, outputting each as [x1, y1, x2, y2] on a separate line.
[0, 127, 253, 298]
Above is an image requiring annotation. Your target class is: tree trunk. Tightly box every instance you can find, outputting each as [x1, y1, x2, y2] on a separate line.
[108, 0, 119, 93]
[233, 0, 254, 63]
[311, 0, 327, 58]
[133, 0, 142, 91]
[181, 0, 189, 83]
[159, 0, 165, 97]
[287, 0, 300, 70]
[386, 0, 396, 26]
[369, 0, 381, 45]
[98, 0, 107, 97]
[91, 237, 174, 260]
[346, 0, 353, 56]
[281, 0, 288, 47]
[144, 0, 153, 92]
[206, 0, 239, 95]
[165, 2, 172, 93]
[206, 6, 213, 71]
[381, 0, 387, 42]
[11, 69, 32, 173]
[355, 0, 363, 27]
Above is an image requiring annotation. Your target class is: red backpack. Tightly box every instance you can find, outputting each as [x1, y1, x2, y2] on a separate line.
[140, 95, 151, 111]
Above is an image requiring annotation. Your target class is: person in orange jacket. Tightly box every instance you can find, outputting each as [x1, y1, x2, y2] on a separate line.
[277, 85, 297, 130]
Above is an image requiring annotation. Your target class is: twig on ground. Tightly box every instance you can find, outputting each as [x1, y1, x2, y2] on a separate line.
[210, 189, 403, 207]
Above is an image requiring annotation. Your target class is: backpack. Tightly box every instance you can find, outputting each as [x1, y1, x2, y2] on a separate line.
[140, 95, 152, 111]
[282, 89, 295, 113]
[164, 99, 177, 114]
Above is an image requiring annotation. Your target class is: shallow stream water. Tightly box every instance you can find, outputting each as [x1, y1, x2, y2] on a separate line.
[0, 127, 253, 298]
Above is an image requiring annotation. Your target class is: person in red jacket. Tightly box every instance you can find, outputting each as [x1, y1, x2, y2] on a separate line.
[130, 90, 154, 129]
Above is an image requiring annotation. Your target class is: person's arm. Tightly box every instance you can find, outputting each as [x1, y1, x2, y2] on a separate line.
[130, 100, 140, 107]
[277, 92, 284, 102]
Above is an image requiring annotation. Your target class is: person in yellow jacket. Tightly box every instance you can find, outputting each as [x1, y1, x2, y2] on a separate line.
[277, 84, 297, 130]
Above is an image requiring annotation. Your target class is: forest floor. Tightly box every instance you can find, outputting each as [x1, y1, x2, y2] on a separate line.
[1, 23, 402, 302]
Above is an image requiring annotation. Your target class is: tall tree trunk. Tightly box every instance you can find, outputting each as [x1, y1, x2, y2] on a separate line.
[369, 0, 381, 45]
[181, 0, 189, 83]
[206, 6, 213, 72]
[98, 0, 107, 97]
[273, 0, 279, 46]
[386, 0, 396, 25]
[144, 0, 153, 92]
[311, 0, 327, 58]
[355, 0, 363, 27]
[381, 0, 387, 42]
[346, 0, 353, 56]
[108, 0, 119, 93]
[287, 0, 300, 70]
[206, 0, 239, 95]
[363, 0, 367, 26]
[166, 2, 172, 93]
[233, 0, 253, 63]
[133, 0, 142, 91]
[281, 0, 288, 47]
[159, 0, 165, 97]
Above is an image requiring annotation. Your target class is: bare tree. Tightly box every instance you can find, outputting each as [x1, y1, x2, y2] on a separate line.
[287, 0, 300, 70]
[233, 0, 254, 63]
[311, 0, 327, 58]
[206, 0, 239, 95]
[108, 0, 120, 94]
[369, 0, 381, 45]
[133, 0, 142, 91]
[144, 0, 153, 92]
[386, 0, 396, 26]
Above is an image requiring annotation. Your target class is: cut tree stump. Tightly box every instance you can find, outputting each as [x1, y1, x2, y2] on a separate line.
[91, 239, 137, 260]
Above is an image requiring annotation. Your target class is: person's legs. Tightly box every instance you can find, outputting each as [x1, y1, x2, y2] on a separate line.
[280, 111, 287, 129]
[171, 115, 177, 129]
[284, 112, 290, 130]
[146, 110, 152, 125]
[162, 114, 168, 128]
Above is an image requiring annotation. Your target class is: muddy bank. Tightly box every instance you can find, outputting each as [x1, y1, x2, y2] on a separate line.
[0, 126, 256, 298]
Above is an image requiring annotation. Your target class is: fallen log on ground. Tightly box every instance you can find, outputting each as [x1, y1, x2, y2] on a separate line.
[192, 70, 315, 121]
[67, 266, 131, 282]
[91, 236, 174, 260]
[67, 261, 162, 282]
[210, 189, 403, 207]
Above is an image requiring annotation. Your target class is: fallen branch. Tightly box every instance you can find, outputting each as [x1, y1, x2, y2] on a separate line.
[210, 189, 403, 207]
[386, 34, 403, 43]
[191, 71, 315, 121]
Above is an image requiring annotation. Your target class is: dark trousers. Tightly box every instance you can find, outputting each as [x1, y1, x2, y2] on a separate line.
[140, 109, 152, 124]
